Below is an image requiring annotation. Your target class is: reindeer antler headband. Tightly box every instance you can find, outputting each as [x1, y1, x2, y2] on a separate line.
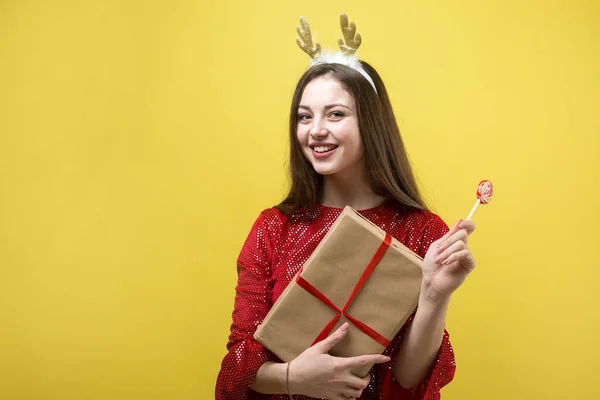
[296, 13, 377, 92]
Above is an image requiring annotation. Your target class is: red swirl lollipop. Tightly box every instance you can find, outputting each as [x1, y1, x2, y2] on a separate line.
[466, 180, 494, 220]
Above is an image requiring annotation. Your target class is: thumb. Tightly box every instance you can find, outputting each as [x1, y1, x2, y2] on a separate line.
[313, 322, 349, 353]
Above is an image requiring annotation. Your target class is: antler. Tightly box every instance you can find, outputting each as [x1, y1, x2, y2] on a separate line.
[338, 13, 362, 55]
[296, 16, 321, 59]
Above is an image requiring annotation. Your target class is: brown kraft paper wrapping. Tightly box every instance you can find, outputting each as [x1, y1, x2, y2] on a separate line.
[254, 206, 424, 377]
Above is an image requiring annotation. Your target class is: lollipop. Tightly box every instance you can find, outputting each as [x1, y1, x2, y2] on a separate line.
[466, 180, 494, 220]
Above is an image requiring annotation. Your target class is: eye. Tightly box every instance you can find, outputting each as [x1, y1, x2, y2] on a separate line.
[298, 113, 312, 122]
[329, 111, 345, 119]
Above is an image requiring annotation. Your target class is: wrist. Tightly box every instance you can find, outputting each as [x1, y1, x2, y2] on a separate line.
[250, 361, 293, 395]
[419, 283, 452, 309]
[285, 361, 293, 397]
[286, 359, 304, 397]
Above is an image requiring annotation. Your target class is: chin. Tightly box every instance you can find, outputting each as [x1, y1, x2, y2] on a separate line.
[312, 166, 339, 176]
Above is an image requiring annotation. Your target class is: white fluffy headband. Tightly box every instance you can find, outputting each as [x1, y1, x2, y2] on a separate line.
[296, 14, 378, 93]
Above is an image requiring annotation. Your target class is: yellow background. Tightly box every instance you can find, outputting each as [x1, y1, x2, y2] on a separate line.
[1, 0, 598, 399]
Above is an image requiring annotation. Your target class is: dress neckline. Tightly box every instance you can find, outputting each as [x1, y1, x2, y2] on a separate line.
[317, 198, 389, 213]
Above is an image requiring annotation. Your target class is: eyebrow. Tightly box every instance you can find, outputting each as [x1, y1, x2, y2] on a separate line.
[298, 103, 352, 111]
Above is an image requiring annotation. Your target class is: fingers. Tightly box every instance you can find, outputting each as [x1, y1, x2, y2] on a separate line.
[435, 239, 467, 264]
[459, 219, 476, 235]
[437, 220, 474, 248]
[345, 373, 371, 391]
[436, 219, 476, 248]
[343, 353, 391, 368]
[441, 249, 476, 271]
[435, 219, 463, 244]
[344, 386, 363, 398]
[343, 377, 370, 398]
[345, 387, 362, 398]
[313, 322, 349, 353]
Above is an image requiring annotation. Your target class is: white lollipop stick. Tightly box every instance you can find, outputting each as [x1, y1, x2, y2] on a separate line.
[466, 198, 480, 221]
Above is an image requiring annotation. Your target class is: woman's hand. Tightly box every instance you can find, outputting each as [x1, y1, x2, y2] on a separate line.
[289, 322, 390, 400]
[421, 219, 477, 302]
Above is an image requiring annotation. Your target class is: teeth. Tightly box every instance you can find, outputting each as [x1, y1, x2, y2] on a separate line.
[314, 145, 337, 153]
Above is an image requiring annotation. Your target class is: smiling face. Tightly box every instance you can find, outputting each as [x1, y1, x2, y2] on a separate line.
[296, 74, 364, 178]
[281, 62, 428, 214]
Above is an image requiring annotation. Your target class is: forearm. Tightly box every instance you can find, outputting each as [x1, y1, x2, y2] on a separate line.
[392, 288, 451, 388]
[249, 361, 288, 394]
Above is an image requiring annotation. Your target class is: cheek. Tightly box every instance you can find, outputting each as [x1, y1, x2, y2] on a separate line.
[339, 121, 363, 152]
[350, 139, 365, 161]
[356, 135, 365, 154]
[296, 125, 309, 143]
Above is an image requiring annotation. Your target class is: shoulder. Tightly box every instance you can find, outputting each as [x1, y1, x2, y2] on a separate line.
[237, 207, 289, 263]
[381, 203, 449, 256]
[256, 206, 287, 224]
[406, 208, 449, 237]
[405, 209, 449, 256]
[252, 207, 288, 234]
[413, 209, 449, 232]
[384, 201, 448, 232]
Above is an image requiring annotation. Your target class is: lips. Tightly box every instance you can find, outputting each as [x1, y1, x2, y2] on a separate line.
[312, 144, 338, 153]
[310, 143, 339, 159]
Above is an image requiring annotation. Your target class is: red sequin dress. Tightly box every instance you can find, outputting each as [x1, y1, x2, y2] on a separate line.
[216, 200, 456, 400]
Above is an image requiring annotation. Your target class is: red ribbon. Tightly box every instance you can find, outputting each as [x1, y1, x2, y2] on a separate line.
[295, 233, 392, 348]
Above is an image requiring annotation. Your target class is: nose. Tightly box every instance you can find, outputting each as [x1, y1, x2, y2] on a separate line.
[309, 119, 328, 138]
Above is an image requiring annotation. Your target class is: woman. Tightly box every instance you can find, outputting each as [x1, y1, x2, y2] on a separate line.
[216, 14, 476, 400]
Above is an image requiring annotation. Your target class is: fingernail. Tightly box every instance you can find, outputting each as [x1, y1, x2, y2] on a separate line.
[341, 323, 349, 331]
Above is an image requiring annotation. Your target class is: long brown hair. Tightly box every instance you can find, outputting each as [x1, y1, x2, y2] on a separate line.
[276, 61, 427, 215]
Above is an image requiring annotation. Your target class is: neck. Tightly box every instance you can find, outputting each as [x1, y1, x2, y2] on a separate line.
[320, 161, 386, 210]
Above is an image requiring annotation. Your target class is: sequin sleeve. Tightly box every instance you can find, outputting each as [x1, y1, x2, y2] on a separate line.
[215, 209, 283, 400]
[380, 214, 456, 400]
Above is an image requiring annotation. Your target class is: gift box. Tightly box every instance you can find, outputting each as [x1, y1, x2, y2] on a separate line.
[254, 206, 424, 377]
